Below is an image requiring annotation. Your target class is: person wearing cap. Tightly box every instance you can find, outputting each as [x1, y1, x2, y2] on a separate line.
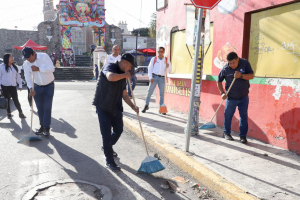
[22, 47, 55, 137]
[142, 47, 172, 114]
[104, 45, 121, 65]
[93, 53, 139, 171]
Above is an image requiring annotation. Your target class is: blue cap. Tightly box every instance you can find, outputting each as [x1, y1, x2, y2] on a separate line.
[22, 47, 34, 59]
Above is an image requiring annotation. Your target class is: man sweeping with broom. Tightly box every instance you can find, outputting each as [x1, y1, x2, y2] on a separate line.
[142, 47, 172, 115]
[93, 53, 139, 171]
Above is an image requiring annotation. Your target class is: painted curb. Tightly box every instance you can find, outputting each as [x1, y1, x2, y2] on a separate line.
[123, 116, 258, 200]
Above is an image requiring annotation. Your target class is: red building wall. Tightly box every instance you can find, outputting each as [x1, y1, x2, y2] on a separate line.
[157, 0, 300, 154]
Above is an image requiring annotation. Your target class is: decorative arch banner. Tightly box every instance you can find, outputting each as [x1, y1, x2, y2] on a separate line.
[59, 0, 105, 28]
[59, 0, 106, 51]
[248, 2, 300, 78]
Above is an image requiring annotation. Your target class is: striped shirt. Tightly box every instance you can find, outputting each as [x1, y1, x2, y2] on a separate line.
[0, 64, 22, 90]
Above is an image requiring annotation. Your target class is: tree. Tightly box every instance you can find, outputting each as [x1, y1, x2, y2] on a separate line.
[149, 12, 156, 38]
[131, 28, 150, 37]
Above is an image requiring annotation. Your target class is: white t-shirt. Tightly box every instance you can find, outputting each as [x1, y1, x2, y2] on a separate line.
[148, 57, 172, 80]
[104, 54, 121, 65]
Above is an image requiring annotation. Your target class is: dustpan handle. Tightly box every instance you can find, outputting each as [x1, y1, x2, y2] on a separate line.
[128, 78, 149, 156]
[209, 78, 236, 122]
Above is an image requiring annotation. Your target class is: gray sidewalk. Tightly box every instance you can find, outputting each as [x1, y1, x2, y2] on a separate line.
[123, 96, 300, 200]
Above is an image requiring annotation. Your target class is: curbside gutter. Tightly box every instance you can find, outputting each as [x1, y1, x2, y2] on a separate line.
[123, 116, 258, 200]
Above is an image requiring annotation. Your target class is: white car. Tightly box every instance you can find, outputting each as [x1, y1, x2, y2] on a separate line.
[135, 66, 149, 84]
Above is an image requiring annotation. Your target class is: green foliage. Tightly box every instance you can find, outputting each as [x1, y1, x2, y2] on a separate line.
[131, 28, 150, 37]
[149, 12, 156, 38]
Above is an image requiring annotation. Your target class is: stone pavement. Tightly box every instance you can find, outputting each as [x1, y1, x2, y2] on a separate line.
[122, 96, 300, 200]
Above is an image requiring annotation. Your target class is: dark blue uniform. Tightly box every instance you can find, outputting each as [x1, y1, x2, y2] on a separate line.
[217, 58, 254, 137]
[94, 62, 126, 164]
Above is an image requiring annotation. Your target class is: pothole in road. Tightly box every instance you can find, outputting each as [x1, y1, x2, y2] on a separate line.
[23, 180, 112, 200]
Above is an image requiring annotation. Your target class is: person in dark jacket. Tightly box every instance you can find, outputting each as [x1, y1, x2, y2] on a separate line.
[93, 53, 139, 171]
[217, 52, 254, 144]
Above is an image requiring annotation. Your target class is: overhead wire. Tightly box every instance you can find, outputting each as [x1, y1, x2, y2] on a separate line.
[105, 1, 148, 26]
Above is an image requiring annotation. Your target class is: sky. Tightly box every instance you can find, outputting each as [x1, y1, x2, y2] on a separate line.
[0, 0, 156, 31]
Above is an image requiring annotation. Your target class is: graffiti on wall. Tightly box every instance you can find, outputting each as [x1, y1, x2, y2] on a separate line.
[217, 0, 245, 14]
[214, 42, 237, 69]
[157, 25, 170, 56]
[281, 41, 300, 63]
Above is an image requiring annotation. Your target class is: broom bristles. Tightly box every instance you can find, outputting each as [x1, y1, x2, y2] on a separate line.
[199, 121, 216, 130]
[159, 104, 168, 114]
[137, 156, 165, 174]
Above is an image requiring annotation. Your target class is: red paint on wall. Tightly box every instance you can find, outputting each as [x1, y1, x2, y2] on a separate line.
[157, 0, 300, 154]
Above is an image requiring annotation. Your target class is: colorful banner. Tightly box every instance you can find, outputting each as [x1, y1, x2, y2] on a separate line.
[59, 0, 105, 28]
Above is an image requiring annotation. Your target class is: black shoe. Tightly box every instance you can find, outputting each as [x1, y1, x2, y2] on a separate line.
[19, 113, 26, 119]
[35, 126, 44, 135]
[43, 128, 50, 137]
[240, 136, 247, 144]
[106, 162, 121, 171]
[7, 113, 12, 119]
[161, 113, 166, 115]
[141, 105, 149, 113]
[223, 133, 234, 141]
[101, 146, 118, 157]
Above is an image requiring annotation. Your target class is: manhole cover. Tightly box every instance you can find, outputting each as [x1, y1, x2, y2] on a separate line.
[23, 179, 112, 200]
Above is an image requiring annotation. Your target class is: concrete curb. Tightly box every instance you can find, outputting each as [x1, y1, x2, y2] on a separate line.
[123, 116, 258, 200]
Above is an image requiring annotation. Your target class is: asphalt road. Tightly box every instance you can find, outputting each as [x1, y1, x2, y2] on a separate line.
[0, 82, 213, 200]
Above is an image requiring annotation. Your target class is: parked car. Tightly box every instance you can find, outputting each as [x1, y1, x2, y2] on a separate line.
[135, 66, 149, 84]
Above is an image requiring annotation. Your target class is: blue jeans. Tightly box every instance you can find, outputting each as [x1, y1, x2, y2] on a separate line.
[145, 75, 165, 106]
[224, 95, 249, 137]
[96, 107, 123, 164]
[34, 82, 54, 129]
[127, 75, 137, 97]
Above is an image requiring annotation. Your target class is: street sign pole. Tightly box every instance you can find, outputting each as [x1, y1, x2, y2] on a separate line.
[185, 8, 203, 152]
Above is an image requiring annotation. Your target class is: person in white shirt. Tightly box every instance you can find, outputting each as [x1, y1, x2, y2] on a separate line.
[22, 47, 55, 137]
[142, 47, 172, 113]
[0, 53, 26, 119]
[104, 45, 121, 65]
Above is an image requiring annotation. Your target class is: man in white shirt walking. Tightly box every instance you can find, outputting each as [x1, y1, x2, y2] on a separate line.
[22, 47, 55, 137]
[104, 45, 121, 65]
[142, 47, 172, 113]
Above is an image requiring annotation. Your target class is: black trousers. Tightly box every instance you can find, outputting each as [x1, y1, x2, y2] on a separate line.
[27, 87, 32, 107]
[1, 85, 23, 114]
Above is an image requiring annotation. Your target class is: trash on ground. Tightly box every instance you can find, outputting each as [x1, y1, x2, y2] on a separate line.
[154, 153, 161, 160]
[191, 183, 199, 189]
[160, 181, 170, 190]
[172, 176, 189, 184]
[167, 181, 181, 192]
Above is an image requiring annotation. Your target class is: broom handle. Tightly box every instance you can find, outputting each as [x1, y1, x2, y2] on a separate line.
[30, 72, 35, 135]
[209, 78, 236, 122]
[128, 78, 149, 156]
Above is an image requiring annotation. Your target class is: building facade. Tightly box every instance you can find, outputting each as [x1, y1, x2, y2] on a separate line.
[157, 0, 300, 154]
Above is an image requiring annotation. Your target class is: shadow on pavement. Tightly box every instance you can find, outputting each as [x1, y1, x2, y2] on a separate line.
[124, 112, 185, 134]
[45, 136, 144, 200]
[116, 158, 188, 200]
[193, 153, 300, 198]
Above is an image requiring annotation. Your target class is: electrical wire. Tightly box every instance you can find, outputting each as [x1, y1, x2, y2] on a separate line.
[105, 1, 148, 26]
